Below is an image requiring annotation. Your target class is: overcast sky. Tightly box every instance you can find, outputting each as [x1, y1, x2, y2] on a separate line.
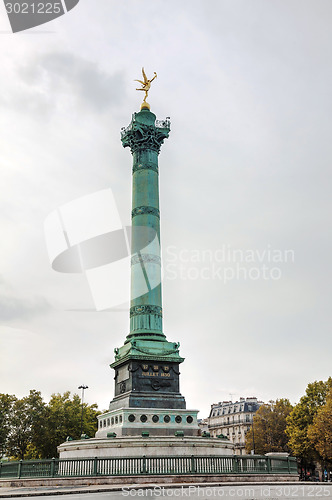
[0, 0, 331, 418]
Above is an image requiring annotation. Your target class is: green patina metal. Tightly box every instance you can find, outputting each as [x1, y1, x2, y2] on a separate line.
[0, 455, 299, 478]
[112, 339, 184, 367]
[111, 107, 183, 370]
[106, 432, 117, 438]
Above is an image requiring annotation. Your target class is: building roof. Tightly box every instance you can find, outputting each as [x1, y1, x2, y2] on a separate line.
[209, 397, 264, 417]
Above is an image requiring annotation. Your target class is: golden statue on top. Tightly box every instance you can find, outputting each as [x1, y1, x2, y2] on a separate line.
[135, 68, 157, 106]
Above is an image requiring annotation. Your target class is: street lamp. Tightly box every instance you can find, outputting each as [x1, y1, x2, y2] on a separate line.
[251, 415, 256, 454]
[78, 384, 88, 437]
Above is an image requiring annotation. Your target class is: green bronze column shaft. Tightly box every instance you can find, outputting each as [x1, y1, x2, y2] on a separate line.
[121, 106, 170, 343]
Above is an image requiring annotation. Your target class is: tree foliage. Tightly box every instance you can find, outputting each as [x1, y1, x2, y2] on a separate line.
[245, 399, 293, 455]
[0, 394, 16, 458]
[39, 392, 100, 458]
[286, 377, 332, 464]
[2, 390, 100, 459]
[307, 389, 332, 463]
[6, 390, 47, 460]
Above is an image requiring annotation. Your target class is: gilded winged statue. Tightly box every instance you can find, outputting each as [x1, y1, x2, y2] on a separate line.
[135, 68, 157, 103]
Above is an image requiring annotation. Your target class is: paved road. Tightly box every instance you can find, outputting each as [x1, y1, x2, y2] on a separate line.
[3, 483, 332, 499]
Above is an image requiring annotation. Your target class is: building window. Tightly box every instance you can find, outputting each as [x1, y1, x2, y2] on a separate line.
[187, 416, 193, 424]
[152, 415, 159, 423]
[164, 415, 170, 423]
[107, 418, 110, 427]
[175, 415, 182, 424]
[140, 415, 148, 423]
[128, 414, 135, 423]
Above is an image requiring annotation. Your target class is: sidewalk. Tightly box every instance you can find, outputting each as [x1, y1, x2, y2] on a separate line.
[0, 483, 124, 497]
[0, 481, 305, 498]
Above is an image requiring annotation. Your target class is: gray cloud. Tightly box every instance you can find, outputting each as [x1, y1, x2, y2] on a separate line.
[0, 293, 51, 321]
[5, 52, 125, 116]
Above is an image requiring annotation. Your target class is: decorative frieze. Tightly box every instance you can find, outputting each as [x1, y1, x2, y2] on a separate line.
[130, 305, 162, 317]
[131, 206, 160, 219]
[131, 254, 161, 266]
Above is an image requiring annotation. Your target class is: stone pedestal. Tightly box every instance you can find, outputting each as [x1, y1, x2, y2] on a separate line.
[58, 436, 234, 459]
[96, 407, 199, 438]
[110, 355, 186, 410]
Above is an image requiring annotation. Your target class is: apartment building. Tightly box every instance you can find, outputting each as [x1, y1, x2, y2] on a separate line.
[207, 397, 264, 455]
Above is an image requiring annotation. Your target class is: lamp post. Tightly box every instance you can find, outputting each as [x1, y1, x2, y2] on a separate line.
[78, 384, 88, 437]
[251, 415, 256, 455]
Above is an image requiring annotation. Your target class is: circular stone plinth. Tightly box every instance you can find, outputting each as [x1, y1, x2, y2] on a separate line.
[58, 436, 234, 459]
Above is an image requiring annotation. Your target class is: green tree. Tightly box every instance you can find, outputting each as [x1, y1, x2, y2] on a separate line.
[39, 392, 100, 458]
[286, 377, 332, 465]
[307, 389, 332, 464]
[245, 399, 293, 455]
[6, 390, 47, 459]
[0, 394, 16, 458]
[4, 390, 100, 459]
